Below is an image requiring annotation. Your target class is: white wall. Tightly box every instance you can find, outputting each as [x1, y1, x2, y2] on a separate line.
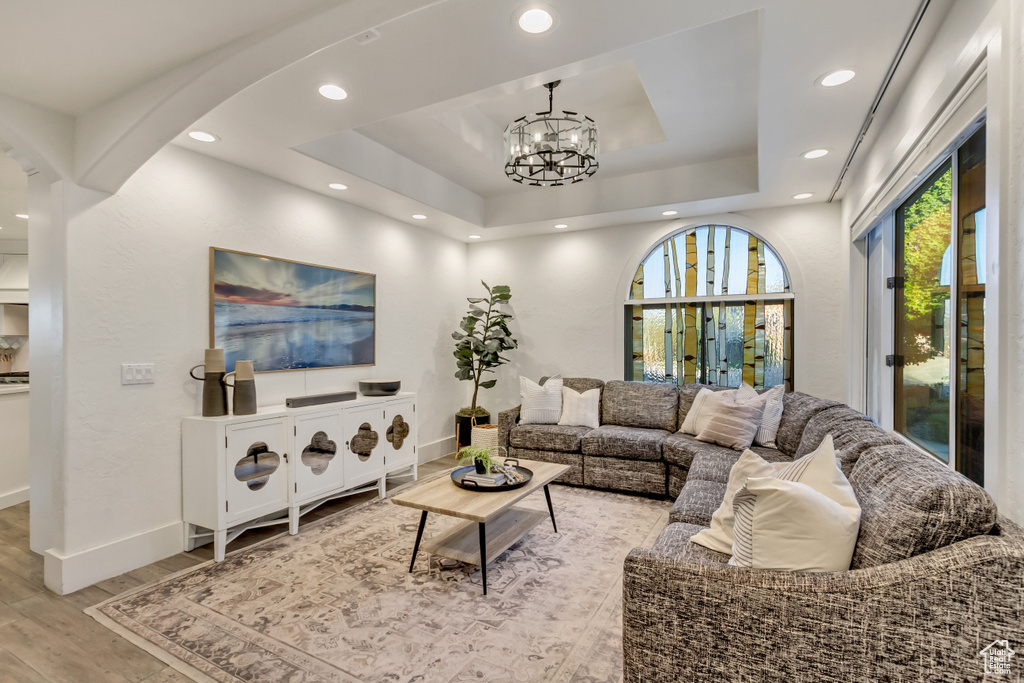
[466, 202, 850, 412]
[43, 145, 468, 592]
[0, 389, 29, 509]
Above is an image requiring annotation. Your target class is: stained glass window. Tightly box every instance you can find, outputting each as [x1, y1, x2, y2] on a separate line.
[625, 225, 793, 390]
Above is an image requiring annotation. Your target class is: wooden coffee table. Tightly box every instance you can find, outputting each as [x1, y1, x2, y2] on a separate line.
[391, 459, 570, 594]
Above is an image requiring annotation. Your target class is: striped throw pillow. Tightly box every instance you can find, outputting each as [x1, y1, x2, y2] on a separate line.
[753, 384, 785, 448]
[695, 392, 767, 450]
[519, 375, 563, 424]
[729, 434, 862, 572]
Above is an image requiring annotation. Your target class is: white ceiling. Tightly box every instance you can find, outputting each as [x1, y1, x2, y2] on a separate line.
[0, 0, 938, 243]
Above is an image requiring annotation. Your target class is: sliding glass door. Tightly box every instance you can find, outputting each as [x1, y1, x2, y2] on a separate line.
[955, 127, 985, 485]
[891, 124, 985, 484]
[894, 163, 952, 461]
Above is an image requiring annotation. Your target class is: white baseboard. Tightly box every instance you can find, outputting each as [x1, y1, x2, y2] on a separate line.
[0, 486, 29, 511]
[44, 521, 184, 595]
[418, 435, 457, 464]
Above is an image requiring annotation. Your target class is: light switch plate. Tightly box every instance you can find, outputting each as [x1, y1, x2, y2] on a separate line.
[121, 363, 155, 385]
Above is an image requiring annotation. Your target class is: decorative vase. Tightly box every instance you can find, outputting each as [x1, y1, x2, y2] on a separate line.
[189, 348, 228, 417]
[225, 360, 257, 415]
[474, 459, 488, 474]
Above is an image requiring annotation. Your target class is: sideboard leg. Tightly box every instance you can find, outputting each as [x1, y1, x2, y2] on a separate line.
[289, 506, 299, 535]
[214, 529, 227, 562]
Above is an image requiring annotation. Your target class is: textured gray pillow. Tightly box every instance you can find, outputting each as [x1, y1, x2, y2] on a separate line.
[696, 393, 768, 450]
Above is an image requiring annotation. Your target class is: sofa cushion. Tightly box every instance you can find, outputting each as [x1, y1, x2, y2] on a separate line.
[667, 464, 688, 499]
[583, 456, 666, 496]
[670, 479, 727, 526]
[580, 424, 669, 461]
[601, 380, 679, 431]
[662, 432, 704, 469]
[509, 424, 593, 452]
[687, 444, 791, 485]
[652, 522, 731, 565]
[848, 444, 998, 569]
[796, 405, 901, 476]
[507, 447, 582, 486]
[774, 391, 843, 456]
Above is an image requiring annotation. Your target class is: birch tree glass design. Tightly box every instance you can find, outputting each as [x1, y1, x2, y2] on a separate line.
[626, 225, 793, 390]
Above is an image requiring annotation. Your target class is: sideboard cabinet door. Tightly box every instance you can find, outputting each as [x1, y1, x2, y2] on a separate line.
[342, 403, 386, 488]
[225, 418, 289, 525]
[292, 409, 345, 504]
[383, 397, 417, 472]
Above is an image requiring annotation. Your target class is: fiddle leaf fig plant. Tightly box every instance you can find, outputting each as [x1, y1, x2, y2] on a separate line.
[453, 281, 518, 416]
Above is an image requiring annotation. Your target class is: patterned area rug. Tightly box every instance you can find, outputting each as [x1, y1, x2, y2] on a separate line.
[87, 478, 670, 683]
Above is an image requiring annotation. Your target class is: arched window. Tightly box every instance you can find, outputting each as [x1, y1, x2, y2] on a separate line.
[625, 225, 794, 390]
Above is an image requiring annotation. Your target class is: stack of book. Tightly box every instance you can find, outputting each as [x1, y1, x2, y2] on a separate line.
[463, 471, 506, 487]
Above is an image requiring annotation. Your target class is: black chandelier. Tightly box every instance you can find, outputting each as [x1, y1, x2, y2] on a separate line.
[503, 81, 599, 186]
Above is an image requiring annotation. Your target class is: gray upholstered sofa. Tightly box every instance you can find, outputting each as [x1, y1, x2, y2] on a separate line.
[499, 378, 1024, 681]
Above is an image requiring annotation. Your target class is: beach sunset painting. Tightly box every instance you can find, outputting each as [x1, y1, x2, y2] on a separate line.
[211, 248, 375, 372]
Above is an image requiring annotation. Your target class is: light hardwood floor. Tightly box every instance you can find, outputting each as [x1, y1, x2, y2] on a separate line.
[0, 455, 458, 683]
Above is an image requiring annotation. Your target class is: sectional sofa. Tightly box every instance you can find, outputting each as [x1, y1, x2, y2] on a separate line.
[497, 378, 1024, 681]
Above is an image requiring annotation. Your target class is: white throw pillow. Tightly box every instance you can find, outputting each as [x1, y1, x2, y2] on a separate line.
[689, 448, 778, 554]
[753, 384, 785, 448]
[690, 434, 858, 556]
[558, 387, 600, 429]
[728, 434, 861, 572]
[519, 375, 563, 424]
[680, 383, 758, 436]
[729, 478, 861, 572]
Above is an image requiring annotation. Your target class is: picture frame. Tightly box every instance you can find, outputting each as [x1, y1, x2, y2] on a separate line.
[209, 247, 375, 372]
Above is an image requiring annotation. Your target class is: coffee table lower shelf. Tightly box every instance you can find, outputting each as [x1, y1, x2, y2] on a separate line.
[421, 506, 548, 566]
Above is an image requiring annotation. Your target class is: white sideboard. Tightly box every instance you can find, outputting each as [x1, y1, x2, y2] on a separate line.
[182, 392, 417, 561]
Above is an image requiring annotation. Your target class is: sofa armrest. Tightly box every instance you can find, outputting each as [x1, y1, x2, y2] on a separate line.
[623, 532, 1024, 682]
[498, 405, 521, 451]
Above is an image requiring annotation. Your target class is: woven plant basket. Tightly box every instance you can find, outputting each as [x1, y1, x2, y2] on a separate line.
[471, 423, 501, 458]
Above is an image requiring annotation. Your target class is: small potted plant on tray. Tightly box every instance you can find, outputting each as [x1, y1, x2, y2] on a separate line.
[457, 445, 507, 474]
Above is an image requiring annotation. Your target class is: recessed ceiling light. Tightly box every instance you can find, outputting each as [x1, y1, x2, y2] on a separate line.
[15, 213, 28, 219]
[554, 223, 568, 229]
[188, 131, 218, 143]
[792, 192, 814, 200]
[802, 149, 829, 159]
[820, 69, 856, 87]
[328, 183, 348, 191]
[518, 8, 554, 33]
[468, 235, 482, 239]
[319, 84, 348, 100]
[412, 214, 427, 220]
[662, 210, 678, 216]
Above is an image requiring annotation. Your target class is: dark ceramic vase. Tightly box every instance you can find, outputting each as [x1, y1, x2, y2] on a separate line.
[232, 380, 257, 415]
[474, 459, 488, 474]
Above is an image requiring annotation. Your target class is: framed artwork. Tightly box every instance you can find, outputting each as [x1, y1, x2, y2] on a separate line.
[210, 248, 375, 372]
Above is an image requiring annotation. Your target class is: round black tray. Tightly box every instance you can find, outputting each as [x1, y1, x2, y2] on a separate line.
[451, 464, 533, 491]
